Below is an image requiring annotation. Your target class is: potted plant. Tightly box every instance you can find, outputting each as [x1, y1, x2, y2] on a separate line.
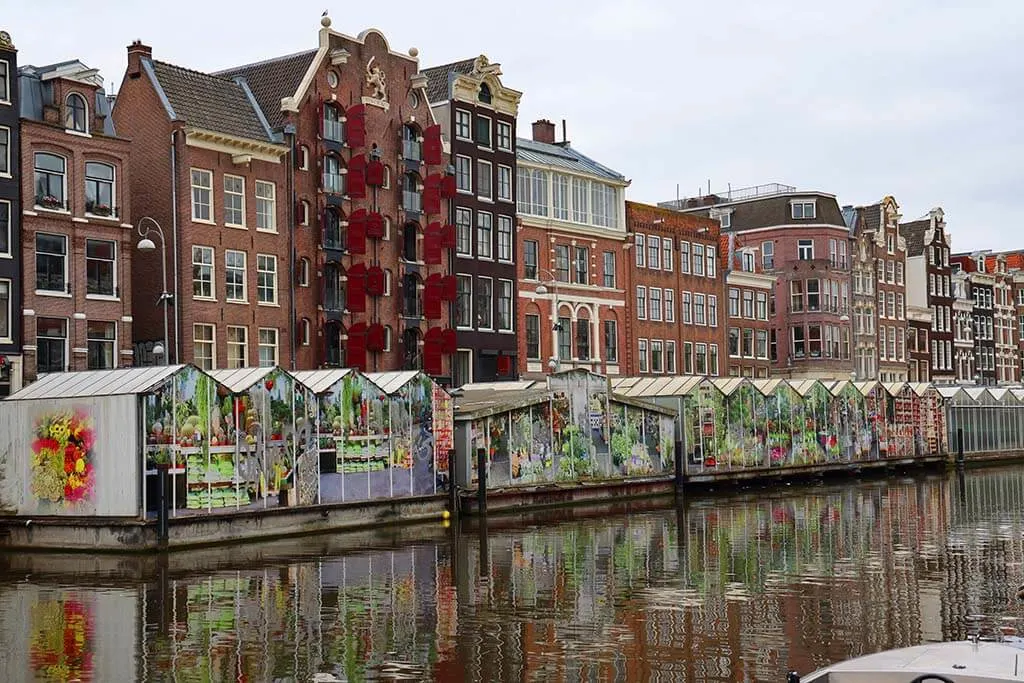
[38, 195, 63, 210]
[91, 203, 112, 217]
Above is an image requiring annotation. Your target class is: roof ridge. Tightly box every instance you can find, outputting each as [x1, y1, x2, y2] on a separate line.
[212, 48, 320, 76]
[421, 57, 476, 73]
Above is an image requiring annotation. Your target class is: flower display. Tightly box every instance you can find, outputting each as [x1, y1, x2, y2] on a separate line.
[28, 597, 94, 682]
[30, 409, 96, 506]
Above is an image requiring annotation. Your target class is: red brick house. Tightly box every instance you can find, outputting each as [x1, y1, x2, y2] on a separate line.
[20, 60, 134, 380]
[902, 208, 955, 383]
[720, 232, 776, 378]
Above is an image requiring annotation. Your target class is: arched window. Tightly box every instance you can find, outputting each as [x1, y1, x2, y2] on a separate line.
[478, 82, 492, 104]
[323, 209, 344, 250]
[402, 327, 421, 370]
[323, 104, 343, 143]
[34, 152, 67, 209]
[325, 321, 343, 366]
[384, 326, 393, 352]
[299, 145, 310, 170]
[85, 162, 115, 216]
[300, 318, 311, 346]
[324, 264, 343, 312]
[402, 222, 418, 262]
[323, 155, 344, 195]
[300, 200, 310, 226]
[402, 273, 421, 318]
[65, 93, 88, 133]
[402, 172, 420, 213]
[402, 124, 421, 161]
[299, 257, 310, 287]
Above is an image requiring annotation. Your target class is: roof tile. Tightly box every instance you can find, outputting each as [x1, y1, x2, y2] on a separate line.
[899, 218, 930, 257]
[421, 58, 476, 103]
[214, 50, 318, 130]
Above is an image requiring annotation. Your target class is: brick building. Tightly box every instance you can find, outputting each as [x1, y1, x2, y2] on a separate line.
[1013, 265, 1024, 379]
[906, 305, 932, 382]
[951, 269, 975, 382]
[516, 120, 629, 378]
[720, 232, 775, 378]
[665, 185, 852, 379]
[902, 208, 955, 383]
[951, 253, 995, 384]
[981, 252, 1018, 383]
[0, 29, 21, 394]
[113, 42, 291, 370]
[846, 197, 908, 382]
[20, 60, 133, 381]
[423, 54, 521, 385]
[624, 201, 723, 377]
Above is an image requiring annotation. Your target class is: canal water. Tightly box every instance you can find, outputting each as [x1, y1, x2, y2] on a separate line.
[2, 467, 1023, 682]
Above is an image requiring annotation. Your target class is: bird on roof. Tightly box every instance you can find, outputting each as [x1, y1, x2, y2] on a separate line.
[322, 9, 328, 16]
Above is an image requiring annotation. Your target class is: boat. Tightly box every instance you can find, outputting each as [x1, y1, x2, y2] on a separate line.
[789, 638, 1024, 682]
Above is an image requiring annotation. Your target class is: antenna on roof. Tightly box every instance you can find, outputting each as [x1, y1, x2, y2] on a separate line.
[707, 179, 711, 195]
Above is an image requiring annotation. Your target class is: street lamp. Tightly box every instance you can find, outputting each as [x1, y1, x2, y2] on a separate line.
[137, 216, 171, 366]
[533, 267, 562, 372]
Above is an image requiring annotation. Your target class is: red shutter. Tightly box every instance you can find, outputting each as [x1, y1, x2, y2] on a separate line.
[347, 263, 367, 313]
[295, 200, 305, 225]
[366, 323, 386, 352]
[441, 328, 458, 355]
[347, 209, 367, 254]
[348, 153, 367, 199]
[423, 174, 441, 216]
[441, 274, 457, 302]
[423, 327, 444, 375]
[497, 355, 512, 376]
[440, 174, 456, 199]
[346, 323, 367, 370]
[366, 159, 385, 186]
[440, 223, 456, 250]
[366, 211, 385, 238]
[423, 124, 443, 166]
[424, 275, 443, 320]
[424, 222, 443, 265]
[346, 104, 366, 148]
[366, 266, 385, 296]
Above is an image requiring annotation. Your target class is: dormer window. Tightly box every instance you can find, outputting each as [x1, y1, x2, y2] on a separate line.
[718, 212, 731, 229]
[0, 61, 9, 103]
[791, 200, 816, 220]
[65, 93, 88, 133]
[478, 82, 492, 104]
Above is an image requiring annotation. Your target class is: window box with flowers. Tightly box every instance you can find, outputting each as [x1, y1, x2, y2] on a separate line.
[38, 195, 65, 211]
[88, 203, 114, 218]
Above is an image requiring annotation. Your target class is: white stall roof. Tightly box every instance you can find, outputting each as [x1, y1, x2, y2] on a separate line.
[365, 370, 422, 394]
[883, 381, 909, 396]
[710, 377, 747, 396]
[936, 386, 965, 400]
[854, 380, 882, 396]
[208, 367, 278, 392]
[291, 368, 353, 394]
[457, 380, 539, 393]
[5, 365, 190, 401]
[751, 378, 785, 395]
[613, 375, 704, 398]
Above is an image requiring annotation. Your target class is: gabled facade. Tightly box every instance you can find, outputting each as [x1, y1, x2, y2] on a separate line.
[0, 29, 20, 395]
[423, 55, 521, 386]
[664, 185, 852, 379]
[983, 252, 1017, 383]
[516, 120, 629, 378]
[951, 252, 995, 384]
[625, 202, 724, 377]
[951, 270, 975, 382]
[20, 58, 134, 381]
[902, 208, 955, 383]
[906, 305, 932, 382]
[720, 232, 775, 378]
[215, 16, 452, 378]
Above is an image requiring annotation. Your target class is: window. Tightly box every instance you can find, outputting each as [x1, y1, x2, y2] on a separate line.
[572, 177, 589, 223]
[637, 287, 647, 320]
[299, 258, 310, 287]
[897, 293, 904, 319]
[0, 61, 8, 103]
[497, 121, 512, 151]
[719, 213, 731, 229]
[455, 207, 472, 256]
[323, 104, 343, 142]
[557, 316, 571, 360]
[193, 324, 215, 370]
[729, 328, 740, 356]
[497, 165, 512, 201]
[223, 175, 245, 226]
[807, 279, 820, 311]
[65, 93, 88, 133]
[476, 277, 493, 329]
[590, 182, 618, 229]
[454, 156, 472, 193]
[664, 289, 675, 322]
[742, 328, 754, 358]
[0, 127, 7, 175]
[35, 153, 67, 209]
[603, 252, 615, 288]
[706, 246, 716, 278]
[638, 339, 649, 373]
[650, 288, 662, 321]
[683, 342, 693, 373]
[666, 341, 676, 373]
[517, 168, 548, 216]
[324, 156, 345, 195]
[896, 261, 904, 284]
[255, 181, 276, 232]
[474, 115, 491, 147]
[729, 288, 740, 317]
[456, 275, 472, 327]
[790, 280, 804, 312]
[258, 328, 278, 367]
[839, 241, 847, 268]
[524, 240, 538, 279]
[770, 329, 777, 361]
[0, 279, 8, 341]
[798, 239, 814, 260]
[85, 239, 116, 297]
[762, 241, 774, 269]
[257, 254, 277, 304]
[573, 246, 588, 284]
[191, 168, 212, 221]
[829, 239, 837, 266]
[695, 343, 708, 375]
[604, 320, 618, 363]
[682, 292, 692, 324]
[402, 124, 421, 161]
[476, 212, 493, 259]
[86, 321, 116, 370]
[742, 252, 755, 272]
[651, 340, 663, 373]
[648, 236, 661, 270]
[227, 326, 248, 368]
[886, 260, 895, 283]
[551, 175, 567, 221]
[298, 145, 309, 170]
[743, 290, 755, 318]
[708, 295, 718, 326]
[756, 292, 768, 320]
[756, 329, 768, 359]
[301, 319, 311, 346]
[554, 245, 569, 282]
[526, 315, 541, 359]
[808, 324, 822, 357]
[792, 201, 816, 219]
[792, 326, 806, 357]
[85, 162, 115, 216]
[663, 238, 673, 272]
[497, 216, 513, 262]
[455, 110, 471, 140]
[225, 250, 247, 302]
[498, 280, 513, 331]
[692, 244, 705, 276]
[635, 234, 646, 267]
[694, 293, 706, 325]
[36, 233, 68, 293]
[37, 317, 68, 373]
[576, 320, 590, 360]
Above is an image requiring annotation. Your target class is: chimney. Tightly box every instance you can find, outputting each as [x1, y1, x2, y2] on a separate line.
[126, 39, 152, 78]
[532, 119, 556, 144]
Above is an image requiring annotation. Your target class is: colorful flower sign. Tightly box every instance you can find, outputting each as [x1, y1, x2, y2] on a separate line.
[30, 409, 96, 507]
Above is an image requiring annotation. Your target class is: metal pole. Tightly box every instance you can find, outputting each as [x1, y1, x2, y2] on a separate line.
[156, 464, 169, 545]
[476, 447, 487, 516]
[447, 447, 458, 519]
[956, 427, 965, 468]
[674, 439, 684, 497]
[160, 231, 170, 366]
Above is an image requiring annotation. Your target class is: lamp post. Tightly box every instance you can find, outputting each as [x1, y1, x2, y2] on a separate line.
[533, 267, 562, 372]
[137, 216, 171, 366]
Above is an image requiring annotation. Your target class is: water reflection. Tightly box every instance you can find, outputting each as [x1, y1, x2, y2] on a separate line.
[1, 468, 1023, 682]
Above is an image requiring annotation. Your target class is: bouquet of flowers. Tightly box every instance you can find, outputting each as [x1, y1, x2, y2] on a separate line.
[30, 409, 96, 505]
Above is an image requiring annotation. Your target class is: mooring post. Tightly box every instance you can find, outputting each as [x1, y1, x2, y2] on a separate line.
[156, 464, 170, 546]
[476, 447, 487, 516]
[674, 439, 684, 498]
[956, 427, 965, 469]
[447, 448, 458, 520]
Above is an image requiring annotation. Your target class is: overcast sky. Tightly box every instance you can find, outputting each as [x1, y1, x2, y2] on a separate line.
[7, 0, 1022, 251]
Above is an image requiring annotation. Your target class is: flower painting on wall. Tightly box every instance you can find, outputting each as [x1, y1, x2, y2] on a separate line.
[30, 408, 96, 509]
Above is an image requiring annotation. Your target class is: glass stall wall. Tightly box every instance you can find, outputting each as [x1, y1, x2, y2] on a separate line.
[317, 373, 391, 503]
[548, 371, 612, 482]
[884, 385, 920, 459]
[919, 388, 948, 454]
[949, 393, 1024, 455]
[833, 383, 877, 462]
[389, 374, 440, 498]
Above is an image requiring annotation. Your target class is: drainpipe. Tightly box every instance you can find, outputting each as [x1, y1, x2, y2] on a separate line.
[170, 130, 181, 363]
[285, 124, 297, 370]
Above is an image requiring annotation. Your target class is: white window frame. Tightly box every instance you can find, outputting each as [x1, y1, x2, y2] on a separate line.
[86, 320, 117, 370]
[299, 257, 310, 287]
[224, 249, 247, 303]
[192, 245, 215, 299]
[84, 238, 118, 299]
[474, 114, 492, 148]
[223, 174, 246, 227]
[0, 126, 9, 177]
[455, 275, 473, 329]
[298, 145, 309, 170]
[256, 254, 278, 305]
[649, 287, 662, 321]
[35, 232, 69, 296]
[496, 121, 513, 151]
[635, 234, 646, 267]
[666, 340, 677, 373]
[455, 155, 472, 194]
[476, 159, 493, 200]
[663, 238, 673, 272]
[638, 339, 649, 373]
[65, 92, 89, 134]
[258, 328, 279, 367]
[664, 289, 675, 323]
[798, 239, 814, 260]
[477, 276, 494, 330]
[648, 235, 661, 270]
[497, 215, 513, 263]
[455, 207, 473, 257]
[497, 164, 513, 202]
[637, 286, 647, 320]
[37, 317, 69, 373]
[497, 279, 514, 332]
[791, 200, 817, 219]
[0, 199, 12, 256]
[476, 211, 493, 260]
[227, 325, 248, 368]
[650, 340, 664, 373]
[255, 180, 277, 233]
[0, 60, 9, 106]
[191, 168, 213, 223]
[193, 323, 216, 370]
[706, 245, 717, 278]
[300, 200, 310, 226]
[455, 109, 472, 140]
